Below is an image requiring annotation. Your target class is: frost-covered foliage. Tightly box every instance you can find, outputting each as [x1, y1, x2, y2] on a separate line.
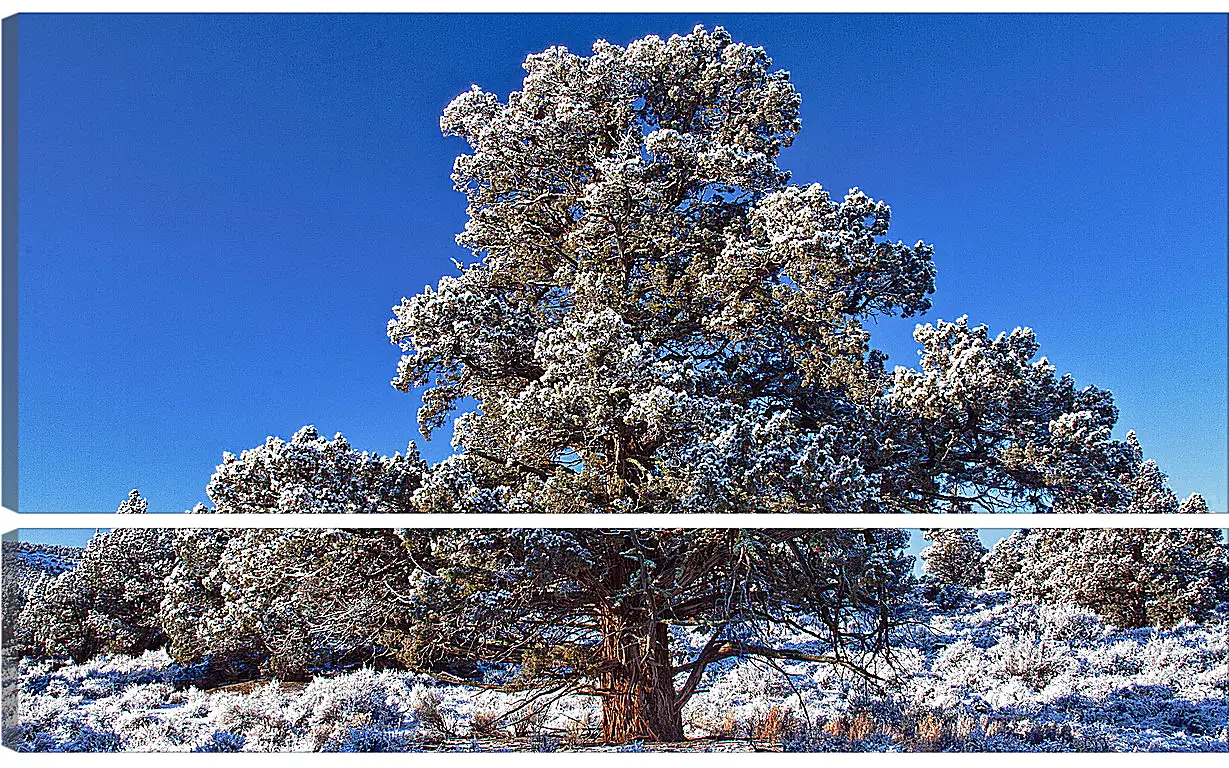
[884, 319, 1178, 514]
[14, 493, 174, 662]
[159, 428, 427, 681]
[3, 651, 494, 753]
[2, 540, 81, 645]
[920, 529, 986, 588]
[982, 529, 1030, 591]
[205, 425, 426, 515]
[162, 528, 414, 684]
[984, 528, 1229, 628]
[1179, 493, 1211, 515]
[889, 593, 1229, 752]
[115, 488, 148, 514]
[387, 25, 939, 517]
[383, 26, 1183, 516]
[5, 592, 1225, 752]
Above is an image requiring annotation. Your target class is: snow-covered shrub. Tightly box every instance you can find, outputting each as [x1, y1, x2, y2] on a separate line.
[320, 726, 418, 752]
[193, 731, 246, 752]
[984, 527, 1229, 628]
[3, 719, 125, 752]
[407, 685, 461, 740]
[920, 529, 987, 588]
[15, 496, 174, 662]
[294, 668, 416, 750]
[990, 631, 1069, 691]
[208, 684, 299, 752]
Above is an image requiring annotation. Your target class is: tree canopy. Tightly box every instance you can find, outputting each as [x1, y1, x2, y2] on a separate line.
[386, 25, 1176, 516]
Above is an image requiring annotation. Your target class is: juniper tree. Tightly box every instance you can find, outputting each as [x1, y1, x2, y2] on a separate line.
[388, 26, 1169, 517]
[979, 445, 1225, 627]
[1, 541, 81, 647]
[115, 488, 148, 514]
[17, 492, 174, 661]
[983, 457, 1225, 629]
[388, 25, 936, 517]
[919, 528, 987, 588]
[204, 425, 425, 515]
[309, 528, 913, 744]
[994, 527, 1227, 628]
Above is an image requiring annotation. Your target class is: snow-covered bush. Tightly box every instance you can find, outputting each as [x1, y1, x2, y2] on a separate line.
[15, 494, 174, 662]
[193, 731, 246, 752]
[920, 529, 987, 588]
[2, 540, 81, 646]
[294, 669, 417, 749]
[319, 725, 419, 752]
[161, 429, 426, 682]
[985, 528, 1229, 628]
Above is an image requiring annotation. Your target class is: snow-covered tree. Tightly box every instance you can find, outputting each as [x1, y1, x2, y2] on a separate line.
[1179, 492, 1211, 514]
[386, 25, 1175, 517]
[387, 26, 936, 516]
[977, 435, 1222, 625]
[16, 493, 174, 661]
[312, 528, 913, 744]
[115, 488, 148, 514]
[161, 528, 264, 682]
[919, 529, 987, 588]
[161, 428, 427, 681]
[2, 541, 81, 647]
[985, 527, 1228, 628]
[981, 529, 1030, 591]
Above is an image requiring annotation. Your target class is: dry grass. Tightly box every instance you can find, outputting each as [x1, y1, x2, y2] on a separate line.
[751, 706, 798, 742]
[811, 707, 1086, 752]
[409, 689, 456, 740]
[470, 708, 506, 739]
[205, 679, 306, 695]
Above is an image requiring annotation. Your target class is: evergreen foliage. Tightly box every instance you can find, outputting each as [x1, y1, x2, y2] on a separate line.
[16, 493, 173, 661]
[920, 529, 987, 588]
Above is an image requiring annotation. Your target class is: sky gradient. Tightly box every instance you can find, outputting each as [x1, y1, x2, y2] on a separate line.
[13, 13, 1228, 512]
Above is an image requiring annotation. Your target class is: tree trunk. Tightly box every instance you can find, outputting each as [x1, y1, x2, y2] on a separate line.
[598, 614, 684, 743]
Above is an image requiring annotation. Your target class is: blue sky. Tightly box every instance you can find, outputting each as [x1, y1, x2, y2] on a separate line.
[14, 14, 1227, 513]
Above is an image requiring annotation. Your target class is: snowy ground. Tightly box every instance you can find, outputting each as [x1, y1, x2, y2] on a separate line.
[4, 591, 1226, 752]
